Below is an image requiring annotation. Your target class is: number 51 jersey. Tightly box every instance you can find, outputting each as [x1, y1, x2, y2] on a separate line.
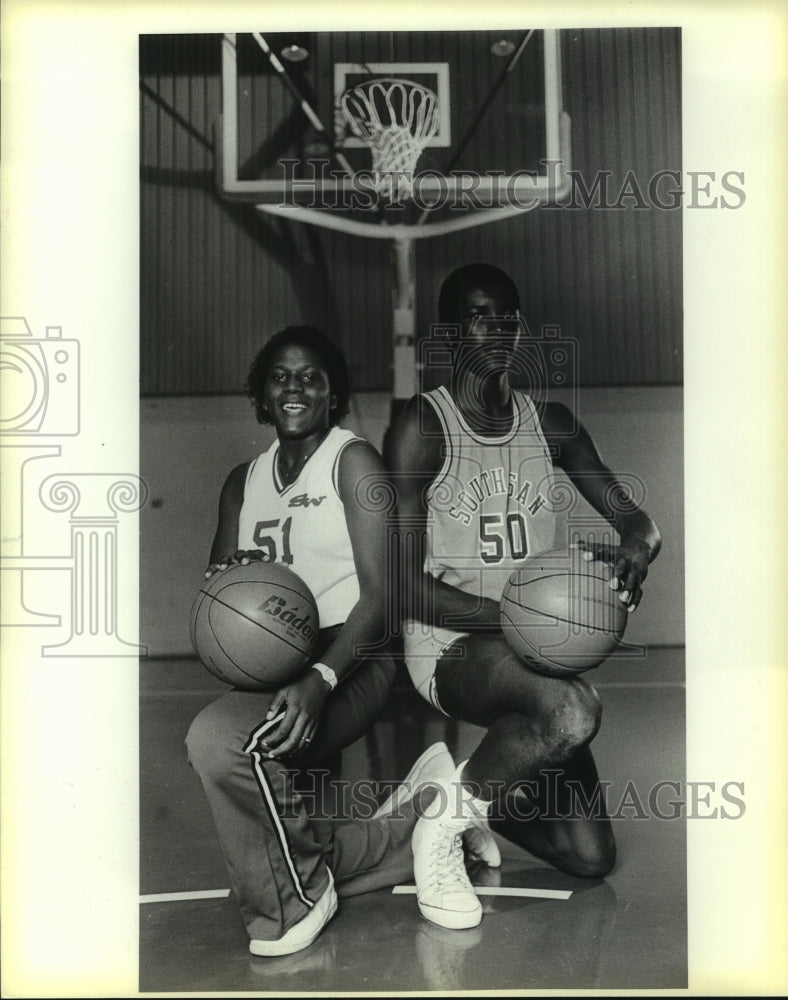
[422, 385, 557, 603]
[237, 427, 361, 628]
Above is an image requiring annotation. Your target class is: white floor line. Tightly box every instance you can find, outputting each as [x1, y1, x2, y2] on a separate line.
[593, 681, 684, 689]
[140, 888, 230, 904]
[140, 884, 572, 904]
[392, 885, 572, 900]
[140, 689, 225, 698]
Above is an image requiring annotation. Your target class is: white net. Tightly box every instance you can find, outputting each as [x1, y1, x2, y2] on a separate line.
[340, 78, 440, 202]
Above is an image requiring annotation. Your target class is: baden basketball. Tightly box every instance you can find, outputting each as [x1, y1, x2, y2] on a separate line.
[499, 546, 628, 677]
[189, 560, 319, 691]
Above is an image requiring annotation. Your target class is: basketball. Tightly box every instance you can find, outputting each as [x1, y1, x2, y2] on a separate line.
[189, 560, 319, 691]
[499, 546, 628, 676]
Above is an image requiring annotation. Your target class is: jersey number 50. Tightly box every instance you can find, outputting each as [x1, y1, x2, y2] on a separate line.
[479, 512, 528, 563]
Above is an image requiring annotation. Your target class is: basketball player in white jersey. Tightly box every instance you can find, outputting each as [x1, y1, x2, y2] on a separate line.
[187, 326, 471, 957]
[388, 264, 662, 930]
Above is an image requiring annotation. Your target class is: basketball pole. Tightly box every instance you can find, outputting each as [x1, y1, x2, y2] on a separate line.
[392, 236, 416, 401]
[383, 236, 417, 462]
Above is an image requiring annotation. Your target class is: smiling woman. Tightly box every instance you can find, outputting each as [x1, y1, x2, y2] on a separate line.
[227, 329, 366, 634]
[185, 325, 417, 958]
[263, 356, 338, 485]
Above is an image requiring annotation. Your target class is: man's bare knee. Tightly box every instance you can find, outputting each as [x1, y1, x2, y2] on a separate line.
[546, 680, 602, 757]
[558, 835, 616, 878]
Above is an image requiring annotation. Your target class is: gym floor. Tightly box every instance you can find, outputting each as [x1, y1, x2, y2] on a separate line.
[140, 646, 686, 994]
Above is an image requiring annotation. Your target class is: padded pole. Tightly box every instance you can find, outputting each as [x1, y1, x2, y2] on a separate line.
[382, 237, 416, 466]
[392, 236, 417, 404]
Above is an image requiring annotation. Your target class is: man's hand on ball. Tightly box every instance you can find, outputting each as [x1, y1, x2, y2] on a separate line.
[573, 538, 649, 612]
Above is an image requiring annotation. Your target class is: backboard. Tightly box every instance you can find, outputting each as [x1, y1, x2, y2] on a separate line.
[217, 29, 570, 225]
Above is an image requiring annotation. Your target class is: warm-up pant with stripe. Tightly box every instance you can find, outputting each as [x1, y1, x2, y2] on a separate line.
[186, 656, 416, 944]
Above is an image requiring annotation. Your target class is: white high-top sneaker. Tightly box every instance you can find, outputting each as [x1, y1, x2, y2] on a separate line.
[373, 742, 455, 818]
[375, 744, 501, 870]
[411, 762, 492, 929]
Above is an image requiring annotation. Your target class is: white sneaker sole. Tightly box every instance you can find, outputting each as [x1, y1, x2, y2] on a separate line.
[417, 897, 483, 930]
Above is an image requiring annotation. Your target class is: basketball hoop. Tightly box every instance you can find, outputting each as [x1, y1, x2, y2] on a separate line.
[340, 78, 439, 203]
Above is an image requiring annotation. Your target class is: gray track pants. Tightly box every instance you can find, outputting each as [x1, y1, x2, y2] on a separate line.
[186, 656, 417, 943]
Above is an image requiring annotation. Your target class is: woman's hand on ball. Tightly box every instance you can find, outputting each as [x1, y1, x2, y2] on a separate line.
[260, 672, 329, 758]
[204, 549, 270, 578]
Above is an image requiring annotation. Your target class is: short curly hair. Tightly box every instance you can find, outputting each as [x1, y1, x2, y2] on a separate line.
[438, 263, 520, 323]
[245, 325, 351, 426]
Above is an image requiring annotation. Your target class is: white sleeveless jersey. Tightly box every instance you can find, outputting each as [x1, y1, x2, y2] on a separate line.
[422, 385, 557, 603]
[237, 427, 361, 628]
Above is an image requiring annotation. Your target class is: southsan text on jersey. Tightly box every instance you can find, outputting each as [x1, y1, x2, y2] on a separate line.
[447, 468, 548, 525]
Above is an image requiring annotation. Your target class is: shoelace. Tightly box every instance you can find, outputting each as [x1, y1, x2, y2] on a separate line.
[427, 829, 474, 891]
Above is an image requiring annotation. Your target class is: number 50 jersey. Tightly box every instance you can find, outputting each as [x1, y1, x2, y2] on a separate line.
[422, 385, 557, 603]
[237, 427, 362, 627]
